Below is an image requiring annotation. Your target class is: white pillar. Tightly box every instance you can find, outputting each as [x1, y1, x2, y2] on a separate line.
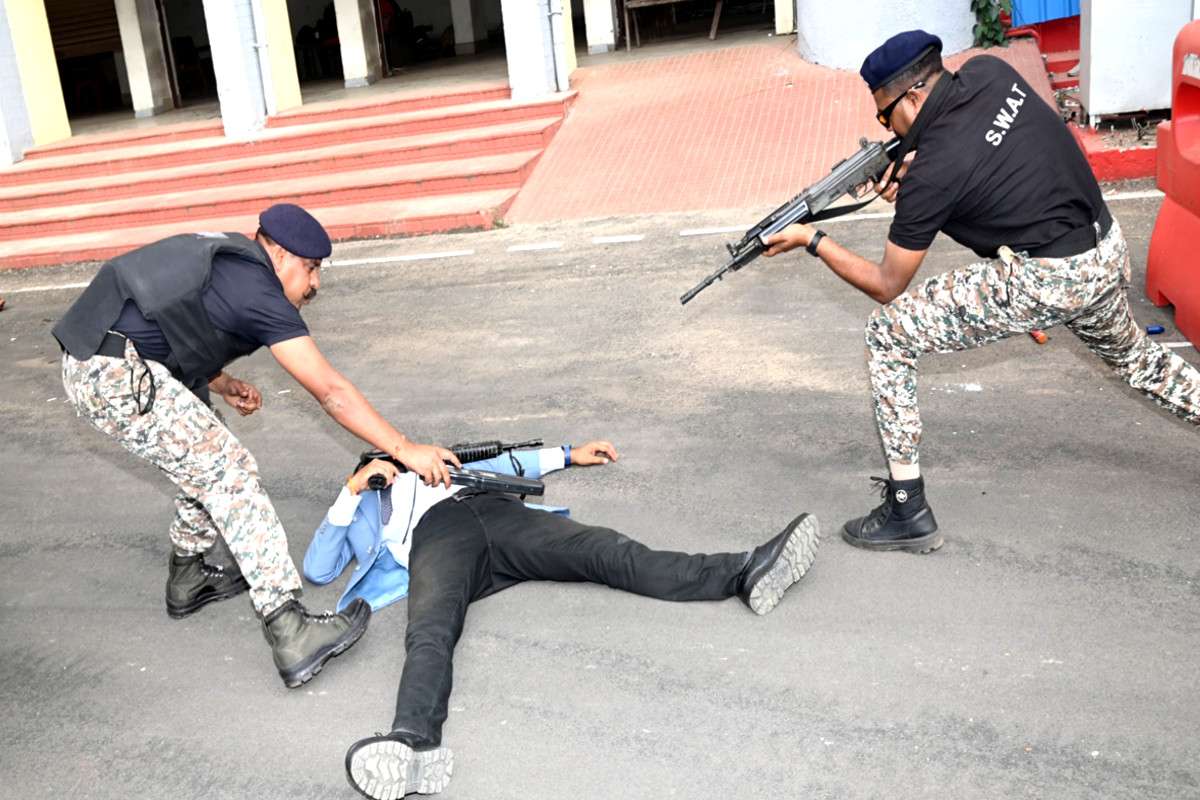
[774, 0, 793, 35]
[501, 0, 567, 100]
[204, 0, 267, 139]
[583, 0, 615, 54]
[334, 0, 382, 88]
[0, 0, 33, 165]
[115, 0, 173, 118]
[451, 0, 480, 55]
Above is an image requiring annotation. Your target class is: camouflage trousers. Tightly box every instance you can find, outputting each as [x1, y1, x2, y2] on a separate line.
[865, 219, 1200, 464]
[61, 339, 301, 615]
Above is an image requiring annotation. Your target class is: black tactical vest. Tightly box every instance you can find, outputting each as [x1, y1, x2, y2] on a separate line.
[52, 233, 273, 393]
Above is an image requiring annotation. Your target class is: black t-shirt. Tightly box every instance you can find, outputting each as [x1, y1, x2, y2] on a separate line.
[889, 55, 1107, 258]
[113, 251, 309, 368]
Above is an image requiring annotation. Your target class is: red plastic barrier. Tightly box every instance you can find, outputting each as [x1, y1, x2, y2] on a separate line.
[1147, 21, 1200, 345]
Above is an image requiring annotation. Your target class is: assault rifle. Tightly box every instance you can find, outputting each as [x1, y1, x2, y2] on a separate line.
[446, 438, 543, 463]
[680, 137, 902, 305]
[358, 438, 546, 496]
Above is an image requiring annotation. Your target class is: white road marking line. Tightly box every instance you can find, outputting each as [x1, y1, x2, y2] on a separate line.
[506, 242, 564, 252]
[591, 234, 645, 244]
[327, 250, 475, 267]
[1164, 342, 1195, 349]
[679, 226, 748, 237]
[1, 281, 89, 294]
[1103, 189, 1164, 201]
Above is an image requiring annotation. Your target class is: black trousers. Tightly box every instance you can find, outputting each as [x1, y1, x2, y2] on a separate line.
[391, 492, 749, 745]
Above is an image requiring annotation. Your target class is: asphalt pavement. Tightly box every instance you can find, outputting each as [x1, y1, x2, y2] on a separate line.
[1, 188, 1197, 799]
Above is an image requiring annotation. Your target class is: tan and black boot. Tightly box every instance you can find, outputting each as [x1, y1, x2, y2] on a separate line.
[166, 551, 250, 619]
[261, 598, 372, 688]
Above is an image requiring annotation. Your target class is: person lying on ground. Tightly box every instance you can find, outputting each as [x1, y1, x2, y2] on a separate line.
[303, 439, 820, 799]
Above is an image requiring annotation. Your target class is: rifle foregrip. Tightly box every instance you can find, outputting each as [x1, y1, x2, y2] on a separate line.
[449, 442, 502, 463]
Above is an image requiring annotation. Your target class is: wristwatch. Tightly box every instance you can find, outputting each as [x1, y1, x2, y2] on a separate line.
[806, 230, 827, 257]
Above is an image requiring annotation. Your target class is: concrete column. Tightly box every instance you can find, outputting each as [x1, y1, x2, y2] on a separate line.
[501, 0, 568, 100]
[254, 0, 301, 113]
[1, 0, 70, 147]
[559, 1, 577, 74]
[334, 0, 382, 88]
[203, 0, 267, 139]
[0, 0, 34, 165]
[583, 0, 615, 54]
[451, 0, 489, 55]
[774, 0, 794, 35]
[115, 0, 173, 118]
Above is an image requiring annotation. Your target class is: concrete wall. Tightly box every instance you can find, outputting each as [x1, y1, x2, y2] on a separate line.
[794, 0, 973, 70]
[1080, 0, 1193, 120]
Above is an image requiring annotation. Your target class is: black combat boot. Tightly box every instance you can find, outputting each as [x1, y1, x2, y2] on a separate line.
[166, 551, 250, 619]
[737, 513, 820, 616]
[261, 598, 372, 688]
[345, 731, 454, 800]
[842, 476, 942, 554]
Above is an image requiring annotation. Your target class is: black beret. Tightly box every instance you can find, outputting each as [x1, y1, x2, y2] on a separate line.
[259, 203, 332, 259]
[860, 30, 943, 92]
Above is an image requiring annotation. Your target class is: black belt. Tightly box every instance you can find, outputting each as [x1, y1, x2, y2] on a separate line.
[1025, 207, 1113, 258]
[96, 331, 130, 358]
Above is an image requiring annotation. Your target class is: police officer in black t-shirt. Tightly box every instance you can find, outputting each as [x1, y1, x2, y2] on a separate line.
[54, 203, 461, 689]
[762, 30, 1200, 554]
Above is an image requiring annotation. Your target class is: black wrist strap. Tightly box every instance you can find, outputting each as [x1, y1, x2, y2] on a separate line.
[806, 230, 827, 257]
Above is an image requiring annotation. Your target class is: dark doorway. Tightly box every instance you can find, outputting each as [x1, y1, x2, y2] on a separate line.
[288, 0, 343, 83]
[45, 0, 128, 118]
[159, 0, 217, 104]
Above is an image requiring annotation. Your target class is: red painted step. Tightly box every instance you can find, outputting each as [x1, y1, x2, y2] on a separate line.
[0, 150, 542, 241]
[268, 83, 510, 128]
[0, 188, 519, 269]
[0, 94, 575, 188]
[21, 118, 224, 161]
[0, 117, 562, 212]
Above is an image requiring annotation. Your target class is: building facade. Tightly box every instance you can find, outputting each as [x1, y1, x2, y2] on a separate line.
[0, 0, 795, 166]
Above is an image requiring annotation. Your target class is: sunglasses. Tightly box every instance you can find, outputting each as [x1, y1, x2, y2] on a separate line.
[876, 80, 926, 127]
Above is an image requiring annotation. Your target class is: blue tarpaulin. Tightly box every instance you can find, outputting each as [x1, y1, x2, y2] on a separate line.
[1012, 0, 1080, 26]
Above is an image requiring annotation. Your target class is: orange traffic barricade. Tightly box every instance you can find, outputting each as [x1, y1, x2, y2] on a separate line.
[1147, 21, 1200, 345]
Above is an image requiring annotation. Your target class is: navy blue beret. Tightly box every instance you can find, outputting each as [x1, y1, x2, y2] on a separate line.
[259, 203, 332, 259]
[860, 30, 943, 92]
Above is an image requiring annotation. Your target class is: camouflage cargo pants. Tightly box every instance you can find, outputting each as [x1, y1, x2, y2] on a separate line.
[61, 339, 301, 615]
[866, 219, 1200, 464]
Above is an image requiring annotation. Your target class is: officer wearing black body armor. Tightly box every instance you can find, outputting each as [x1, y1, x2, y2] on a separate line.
[53, 203, 461, 688]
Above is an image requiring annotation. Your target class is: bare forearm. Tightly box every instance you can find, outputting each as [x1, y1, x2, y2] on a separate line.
[319, 381, 410, 455]
[814, 238, 905, 304]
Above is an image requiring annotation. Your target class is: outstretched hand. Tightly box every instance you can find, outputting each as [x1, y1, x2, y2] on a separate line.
[396, 441, 461, 488]
[571, 440, 619, 466]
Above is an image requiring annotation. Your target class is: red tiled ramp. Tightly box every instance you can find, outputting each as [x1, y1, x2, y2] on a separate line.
[507, 39, 1055, 223]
